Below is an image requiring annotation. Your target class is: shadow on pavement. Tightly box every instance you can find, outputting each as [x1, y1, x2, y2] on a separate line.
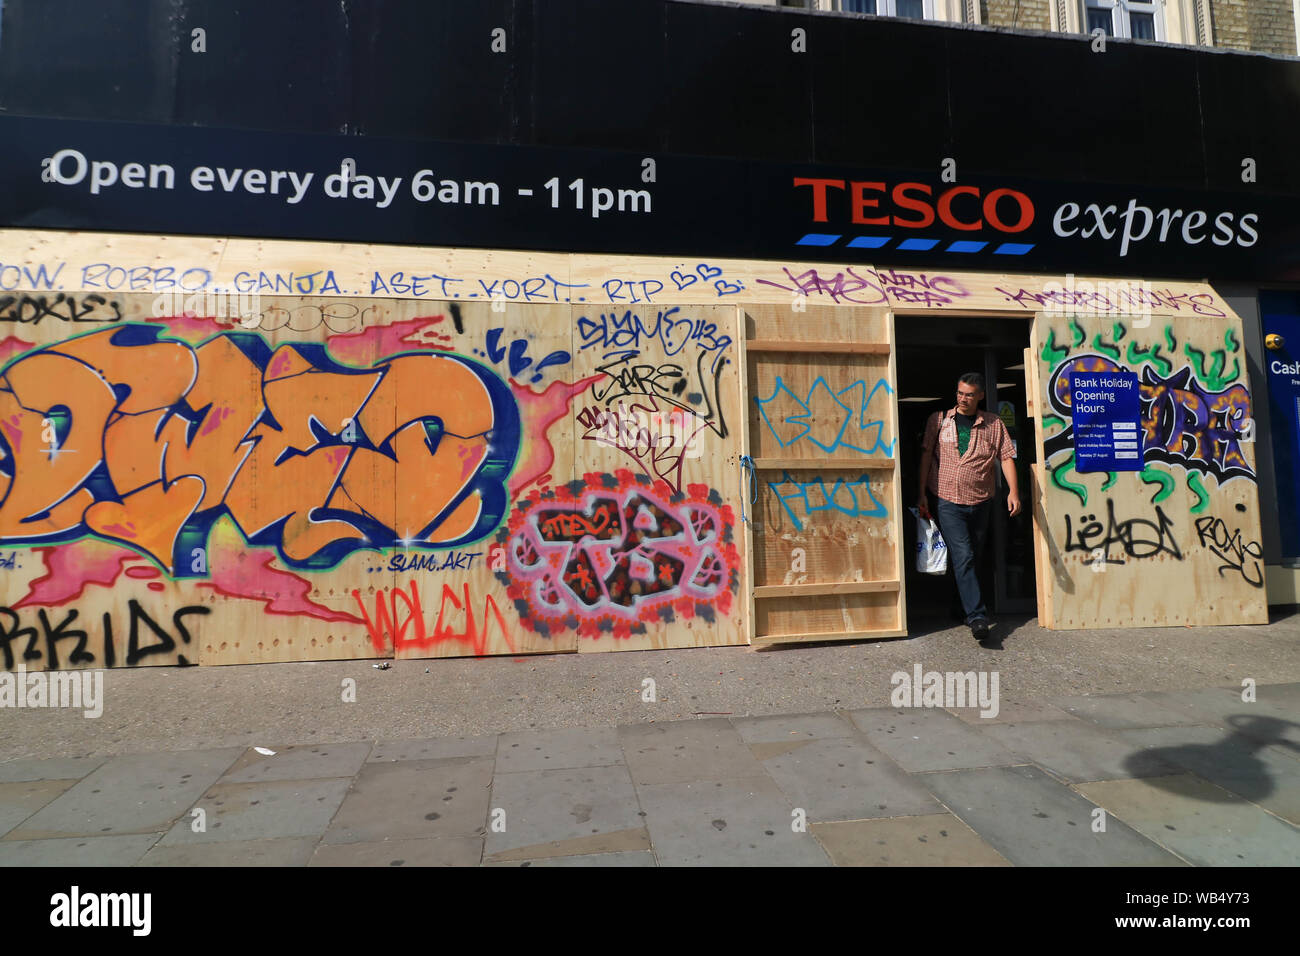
[1122, 715, 1300, 802]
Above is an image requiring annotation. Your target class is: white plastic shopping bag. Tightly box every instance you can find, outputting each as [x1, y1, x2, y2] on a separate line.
[910, 507, 948, 575]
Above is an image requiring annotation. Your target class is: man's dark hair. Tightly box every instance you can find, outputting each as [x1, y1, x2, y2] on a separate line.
[959, 372, 985, 392]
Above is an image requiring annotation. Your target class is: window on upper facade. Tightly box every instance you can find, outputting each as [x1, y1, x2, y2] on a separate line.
[1085, 0, 1162, 40]
[839, 0, 934, 19]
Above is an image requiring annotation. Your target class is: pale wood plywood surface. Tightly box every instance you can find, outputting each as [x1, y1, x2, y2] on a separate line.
[1028, 311, 1268, 629]
[0, 294, 750, 668]
[0, 227, 1268, 664]
[567, 304, 747, 652]
[0, 228, 1233, 318]
[743, 305, 904, 644]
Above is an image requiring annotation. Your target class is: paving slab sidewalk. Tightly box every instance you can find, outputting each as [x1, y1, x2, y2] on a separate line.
[1, 682, 1296, 866]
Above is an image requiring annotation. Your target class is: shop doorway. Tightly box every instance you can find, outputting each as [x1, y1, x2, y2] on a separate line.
[894, 314, 1038, 622]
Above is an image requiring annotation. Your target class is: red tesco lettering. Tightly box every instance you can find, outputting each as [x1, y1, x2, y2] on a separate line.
[794, 178, 1035, 233]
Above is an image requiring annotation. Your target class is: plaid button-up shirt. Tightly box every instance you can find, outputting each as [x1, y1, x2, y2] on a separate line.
[922, 407, 1015, 505]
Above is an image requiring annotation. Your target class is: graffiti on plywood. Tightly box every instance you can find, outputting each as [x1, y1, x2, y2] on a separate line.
[755, 375, 896, 457]
[0, 297, 743, 666]
[494, 471, 739, 639]
[577, 307, 734, 439]
[768, 471, 889, 531]
[1039, 319, 1254, 506]
[0, 598, 209, 670]
[575, 397, 707, 494]
[352, 580, 514, 657]
[0, 323, 520, 573]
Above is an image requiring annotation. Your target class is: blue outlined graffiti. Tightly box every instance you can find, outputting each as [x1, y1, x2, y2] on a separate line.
[755, 376, 896, 456]
[475, 327, 571, 384]
[769, 472, 888, 531]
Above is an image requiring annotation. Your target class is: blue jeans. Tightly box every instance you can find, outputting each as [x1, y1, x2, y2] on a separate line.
[935, 496, 993, 623]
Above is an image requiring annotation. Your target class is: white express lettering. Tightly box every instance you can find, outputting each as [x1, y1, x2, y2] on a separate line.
[1053, 199, 1259, 253]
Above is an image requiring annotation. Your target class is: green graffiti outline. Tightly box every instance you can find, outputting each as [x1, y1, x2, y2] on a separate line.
[1069, 318, 1086, 348]
[1140, 466, 1175, 504]
[1050, 453, 1088, 506]
[1092, 332, 1120, 360]
[1041, 330, 1068, 365]
[1184, 341, 1240, 391]
[1101, 471, 1118, 492]
[1126, 340, 1171, 376]
[1187, 472, 1211, 514]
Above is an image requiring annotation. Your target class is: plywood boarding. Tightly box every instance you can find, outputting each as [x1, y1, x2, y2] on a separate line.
[387, 302, 576, 661]
[753, 592, 904, 647]
[0, 295, 752, 670]
[0, 227, 1232, 319]
[0, 225, 1270, 654]
[1029, 464, 1049, 626]
[752, 464, 898, 590]
[1025, 350, 1054, 627]
[744, 305, 904, 644]
[566, 304, 747, 652]
[738, 330, 759, 658]
[1028, 311, 1268, 629]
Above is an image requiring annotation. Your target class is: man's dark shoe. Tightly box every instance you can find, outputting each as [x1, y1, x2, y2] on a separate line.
[969, 616, 993, 642]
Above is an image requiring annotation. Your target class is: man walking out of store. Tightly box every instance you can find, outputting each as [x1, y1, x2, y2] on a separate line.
[916, 373, 1020, 642]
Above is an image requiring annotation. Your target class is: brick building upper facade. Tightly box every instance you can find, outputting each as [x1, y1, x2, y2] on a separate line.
[1208, 0, 1297, 55]
[761, 0, 1298, 55]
